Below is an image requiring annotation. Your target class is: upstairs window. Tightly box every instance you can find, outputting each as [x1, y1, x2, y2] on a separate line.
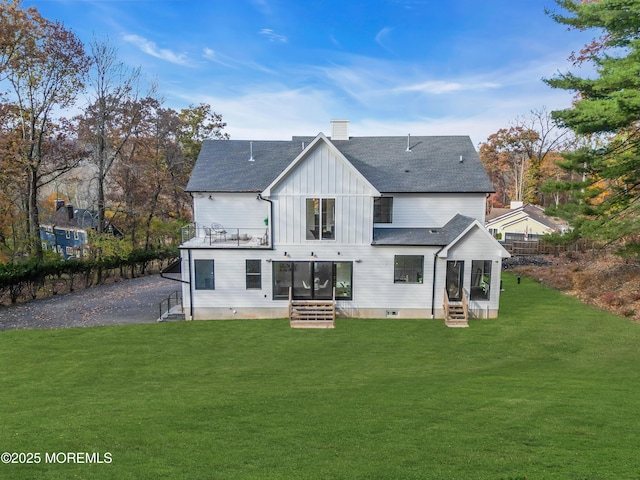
[306, 198, 336, 240]
[374, 197, 393, 223]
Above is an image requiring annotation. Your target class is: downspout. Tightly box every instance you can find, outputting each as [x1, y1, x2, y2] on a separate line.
[188, 249, 194, 320]
[431, 246, 445, 319]
[257, 194, 274, 249]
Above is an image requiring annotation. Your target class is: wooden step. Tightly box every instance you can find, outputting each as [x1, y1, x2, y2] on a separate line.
[444, 303, 468, 328]
[289, 300, 335, 328]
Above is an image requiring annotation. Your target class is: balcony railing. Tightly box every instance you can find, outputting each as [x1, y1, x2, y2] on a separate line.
[181, 223, 271, 248]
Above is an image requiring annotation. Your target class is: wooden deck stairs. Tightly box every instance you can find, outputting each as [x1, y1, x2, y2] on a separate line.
[443, 289, 469, 328]
[289, 288, 335, 328]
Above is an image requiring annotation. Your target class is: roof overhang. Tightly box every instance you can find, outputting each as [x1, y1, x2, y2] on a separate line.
[438, 218, 511, 258]
[261, 132, 380, 197]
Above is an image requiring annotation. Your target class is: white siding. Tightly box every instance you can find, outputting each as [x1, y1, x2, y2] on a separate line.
[193, 193, 270, 229]
[181, 249, 277, 319]
[181, 244, 443, 319]
[379, 193, 487, 228]
[271, 143, 375, 245]
[439, 225, 504, 317]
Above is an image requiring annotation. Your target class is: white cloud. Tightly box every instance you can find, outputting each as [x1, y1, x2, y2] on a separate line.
[177, 87, 336, 140]
[165, 48, 581, 147]
[397, 80, 500, 94]
[259, 29, 288, 43]
[122, 34, 191, 66]
[375, 27, 393, 49]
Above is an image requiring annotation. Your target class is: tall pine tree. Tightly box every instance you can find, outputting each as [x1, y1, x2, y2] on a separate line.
[545, 0, 640, 257]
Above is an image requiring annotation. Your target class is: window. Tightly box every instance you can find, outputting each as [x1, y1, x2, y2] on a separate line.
[65, 230, 71, 239]
[246, 260, 262, 289]
[374, 197, 393, 223]
[394, 255, 423, 283]
[273, 261, 352, 300]
[73, 231, 79, 240]
[65, 246, 73, 255]
[195, 259, 215, 290]
[334, 262, 353, 300]
[446, 261, 464, 301]
[306, 198, 336, 240]
[470, 260, 492, 300]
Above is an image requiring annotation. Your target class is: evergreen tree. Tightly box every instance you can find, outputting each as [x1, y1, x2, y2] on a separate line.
[545, 0, 640, 257]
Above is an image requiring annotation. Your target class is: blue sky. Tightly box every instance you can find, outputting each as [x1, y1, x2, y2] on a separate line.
[27, 0, 594, 146]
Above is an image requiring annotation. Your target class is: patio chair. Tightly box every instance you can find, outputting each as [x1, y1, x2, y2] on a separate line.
[211, 223, 227, 242]
[202, 226, 214, 243]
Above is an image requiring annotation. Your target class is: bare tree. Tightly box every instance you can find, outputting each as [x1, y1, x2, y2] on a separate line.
[76, 37, 147, 234]
[0, 0, 91, 260]
[513, 108, 572, 202]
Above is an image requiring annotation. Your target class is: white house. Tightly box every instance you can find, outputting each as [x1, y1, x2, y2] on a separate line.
[179, 120, 510, 325]
[486, 201, 570, 241]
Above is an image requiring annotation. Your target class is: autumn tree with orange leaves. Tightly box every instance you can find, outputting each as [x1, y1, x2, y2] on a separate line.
[479, 109, 571, 209]
[0, 0, 90, 261]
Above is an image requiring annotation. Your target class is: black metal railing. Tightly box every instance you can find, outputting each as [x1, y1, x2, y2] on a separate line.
[158, 290, 183, 321]
[181, 223, 270, 247]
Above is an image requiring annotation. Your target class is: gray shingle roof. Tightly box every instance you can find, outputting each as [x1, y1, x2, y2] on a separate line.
[372, 214, 476, 246]
[186, 135, 494, 193]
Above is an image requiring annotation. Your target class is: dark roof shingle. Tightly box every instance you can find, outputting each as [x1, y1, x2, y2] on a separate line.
[372, 214, 476, 246]
[186, 135, 494, 193]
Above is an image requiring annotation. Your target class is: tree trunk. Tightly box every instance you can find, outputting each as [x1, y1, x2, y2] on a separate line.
[28, 168, 43, 261]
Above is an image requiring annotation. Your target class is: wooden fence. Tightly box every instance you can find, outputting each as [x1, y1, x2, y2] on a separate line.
[502, 238, 594, 256]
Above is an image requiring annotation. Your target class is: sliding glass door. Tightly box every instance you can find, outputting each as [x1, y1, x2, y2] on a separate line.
[273, 261, 352, 300]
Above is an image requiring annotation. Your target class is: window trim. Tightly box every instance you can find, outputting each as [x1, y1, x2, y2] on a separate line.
[194, 259, 215, 290]
[306, 197, 336, 240]
[374, 197, 393, 223]
[272, 261, 352, 300]
[393, 255, 424, 284]
[470, 259, 492, 301]
[245, 259, 262, 290]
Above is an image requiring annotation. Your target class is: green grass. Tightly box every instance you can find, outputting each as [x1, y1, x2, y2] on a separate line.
[1, 273, 640, 479]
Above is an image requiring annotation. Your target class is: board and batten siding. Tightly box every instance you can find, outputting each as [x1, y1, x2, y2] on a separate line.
[378, 193, 487, 228]
[271, 142, 375, 245]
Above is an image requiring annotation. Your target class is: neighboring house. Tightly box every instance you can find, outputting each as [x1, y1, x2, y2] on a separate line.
[485, 201, 570, 242]
[179, 120, 510, 323]
[40, 200, 121, 259]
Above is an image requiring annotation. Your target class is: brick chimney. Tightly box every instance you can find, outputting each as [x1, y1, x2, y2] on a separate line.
[66, 204, 74, 220]
[55, 198, 65, 211]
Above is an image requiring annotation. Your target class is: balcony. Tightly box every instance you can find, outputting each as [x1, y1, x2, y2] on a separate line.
[181, 223, 271, 249]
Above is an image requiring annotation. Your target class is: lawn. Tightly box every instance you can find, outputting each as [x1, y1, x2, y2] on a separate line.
[1, 273, 640, 479]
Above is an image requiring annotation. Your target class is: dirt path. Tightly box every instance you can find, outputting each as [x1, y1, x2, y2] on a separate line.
[0, 275, 181, 331]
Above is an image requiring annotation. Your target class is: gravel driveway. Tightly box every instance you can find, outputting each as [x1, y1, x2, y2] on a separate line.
[0, 275, 181, 331]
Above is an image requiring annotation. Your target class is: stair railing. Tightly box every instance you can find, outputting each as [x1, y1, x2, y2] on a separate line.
[158, 290, 183, 321]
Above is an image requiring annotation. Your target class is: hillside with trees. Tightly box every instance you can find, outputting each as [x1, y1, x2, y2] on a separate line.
[0, 0, 228, 265]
